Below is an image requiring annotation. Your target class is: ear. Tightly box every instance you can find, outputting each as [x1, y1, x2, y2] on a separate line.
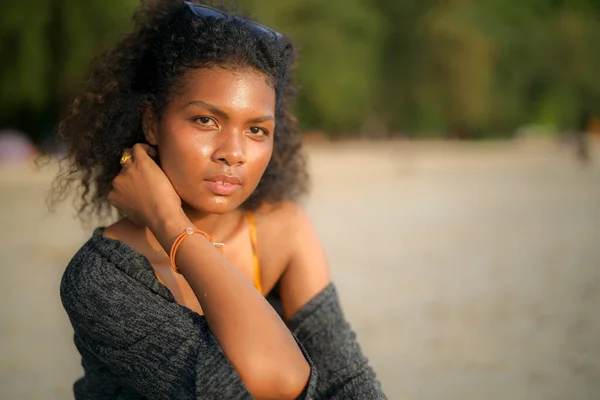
[142, 103, 159, 146]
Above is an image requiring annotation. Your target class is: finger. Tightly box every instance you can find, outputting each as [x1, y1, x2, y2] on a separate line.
[141, 143, 158, 158]
[107, 188, 119, 208]
[108, 182, 128, 207]
[120, 148, 133, 167]
[132, 143, 152, 162]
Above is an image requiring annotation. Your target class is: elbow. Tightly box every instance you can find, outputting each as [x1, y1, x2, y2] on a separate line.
[279, 359, 312, 400]
[245, 359, 311, 400]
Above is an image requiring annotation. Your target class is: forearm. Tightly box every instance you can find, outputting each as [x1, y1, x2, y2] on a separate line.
[151, 214, 310, 399]
[62, 241, 254, 399]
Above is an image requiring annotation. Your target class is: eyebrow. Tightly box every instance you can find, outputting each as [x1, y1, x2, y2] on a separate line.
[184, 100, 275, 124]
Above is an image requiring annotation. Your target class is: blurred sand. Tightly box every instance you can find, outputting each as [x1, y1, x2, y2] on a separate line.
[1, 140, 599, 399]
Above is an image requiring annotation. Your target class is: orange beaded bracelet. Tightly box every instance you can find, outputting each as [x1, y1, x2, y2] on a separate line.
[169, 227, 225, 273]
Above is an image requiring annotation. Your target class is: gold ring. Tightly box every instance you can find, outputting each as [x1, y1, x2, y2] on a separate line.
[120, 154, 132, 165]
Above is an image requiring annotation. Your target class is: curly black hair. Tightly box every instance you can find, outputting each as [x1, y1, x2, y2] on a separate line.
[50, 0, 308, 222]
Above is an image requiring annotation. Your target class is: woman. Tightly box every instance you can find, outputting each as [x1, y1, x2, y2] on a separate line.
[56, 1, 385, 399]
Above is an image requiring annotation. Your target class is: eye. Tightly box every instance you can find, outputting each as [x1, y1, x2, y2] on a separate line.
[192, 116, 217, 127]
[249, 126, 269, 137]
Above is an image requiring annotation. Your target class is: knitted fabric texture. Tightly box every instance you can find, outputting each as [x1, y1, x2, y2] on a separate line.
[60, 229, 386, 399]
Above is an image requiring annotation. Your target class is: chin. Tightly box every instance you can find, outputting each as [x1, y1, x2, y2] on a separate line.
[184, 194, 247, 215]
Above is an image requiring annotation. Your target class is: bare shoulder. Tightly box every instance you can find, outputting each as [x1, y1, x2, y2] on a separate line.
[252, 201, 314, 257]
[254, 201, 309, 229]
[102, 219, 165, 263]
[102, 218, 144, 245]
[255, 201, 331, 319]
[255, 200, 308, 221]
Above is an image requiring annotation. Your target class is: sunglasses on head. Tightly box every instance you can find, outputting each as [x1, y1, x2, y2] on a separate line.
[183, 1, 282, 40]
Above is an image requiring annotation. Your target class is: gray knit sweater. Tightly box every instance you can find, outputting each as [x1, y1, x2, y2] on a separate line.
[60, 229, 386, 399]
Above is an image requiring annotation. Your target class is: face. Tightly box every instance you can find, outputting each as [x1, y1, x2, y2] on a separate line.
[144, 67, 276, 215]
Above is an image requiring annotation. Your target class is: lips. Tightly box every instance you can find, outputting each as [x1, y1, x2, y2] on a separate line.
[206, 175, 242, 185]
[204, 174, 242, 196]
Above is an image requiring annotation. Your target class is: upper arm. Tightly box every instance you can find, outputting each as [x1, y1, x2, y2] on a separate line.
[277, 203, 331, 320]
[272, 206, 386, 398]
[61, 253, 249, 399]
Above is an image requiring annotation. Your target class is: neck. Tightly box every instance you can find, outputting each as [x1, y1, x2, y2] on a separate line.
[181, 204, 245, 242]
[141, 205, 245, 256]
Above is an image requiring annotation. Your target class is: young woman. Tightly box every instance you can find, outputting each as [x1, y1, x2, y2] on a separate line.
[56, 1, 385, 398]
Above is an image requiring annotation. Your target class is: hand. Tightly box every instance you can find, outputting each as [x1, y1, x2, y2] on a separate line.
[108, 144, 185, 231]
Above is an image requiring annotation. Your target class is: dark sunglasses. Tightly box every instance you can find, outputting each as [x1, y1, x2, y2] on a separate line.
[183, 1, 282, 40]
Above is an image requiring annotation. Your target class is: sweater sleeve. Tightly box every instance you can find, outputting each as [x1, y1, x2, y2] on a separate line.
[287, 284, 386, 400]
[61, 242, 316, 400]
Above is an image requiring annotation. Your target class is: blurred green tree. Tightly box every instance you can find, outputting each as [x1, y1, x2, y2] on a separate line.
[1, 0, 600, 141]
[0, 0, 137, 142]
[239, 0, 384, 136]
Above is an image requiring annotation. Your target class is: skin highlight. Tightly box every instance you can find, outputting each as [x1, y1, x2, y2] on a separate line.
[145, 68, 276, 219]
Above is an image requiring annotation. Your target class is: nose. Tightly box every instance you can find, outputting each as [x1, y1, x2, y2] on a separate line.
[212, 129, 247, 166]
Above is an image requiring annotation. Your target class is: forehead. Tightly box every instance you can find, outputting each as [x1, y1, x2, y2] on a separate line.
[171, 67, 276, 113]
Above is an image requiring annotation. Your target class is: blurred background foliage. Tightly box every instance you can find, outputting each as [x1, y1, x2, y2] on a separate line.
[1, 0, 600, 142]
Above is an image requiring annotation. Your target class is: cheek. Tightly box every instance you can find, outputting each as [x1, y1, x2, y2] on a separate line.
[247, 143, 273, 180]
[159, 123, 212, 166]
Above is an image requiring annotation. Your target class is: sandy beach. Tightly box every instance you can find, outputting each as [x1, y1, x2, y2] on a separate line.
[1, 140, 599, 399]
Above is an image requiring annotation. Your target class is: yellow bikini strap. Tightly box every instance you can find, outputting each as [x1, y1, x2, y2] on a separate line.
[247, 213, 263, 294]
